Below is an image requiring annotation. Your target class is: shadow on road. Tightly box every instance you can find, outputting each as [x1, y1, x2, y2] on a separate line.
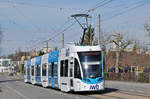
[0, 87, 2, 92]
[0, 79, 23, 83]
[30, 83, 119, 95]
[73, 88, 119, 95]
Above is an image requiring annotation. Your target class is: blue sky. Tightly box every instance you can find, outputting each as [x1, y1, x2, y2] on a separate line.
[0, 0, 150, 56]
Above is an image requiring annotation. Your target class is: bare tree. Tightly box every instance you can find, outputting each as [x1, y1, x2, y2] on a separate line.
[144, 19, 150, 53]
[111, 32, 133, 51]
[120, 38, 132, 51]
[144, 23, 150, 36]
[107, 31, 133, 73]
[93, 30, 133, 73]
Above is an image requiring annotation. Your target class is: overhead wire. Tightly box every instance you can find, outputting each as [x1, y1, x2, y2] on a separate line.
[91, 0, 149, 27]
[6, 0, 150, 52]
[57, 0, 150, 43]
[8, 0, 52, 51]
[44, 0, 115, 44]
[4, 0, 79, 49]
[90, 0, 150, 35]
[87, 0, 113, 13]
[0, 0, 115, 52]
[2, 0, 90, 11]
[1, 0, 43, 48]
[3, 0, 114, 50]
[102, 0, 150, 22]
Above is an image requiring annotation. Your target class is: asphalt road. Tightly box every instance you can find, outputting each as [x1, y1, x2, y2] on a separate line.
[0, 75, 97, 99]
[105, 80, 150, 95]
[0, 75, 150, 99]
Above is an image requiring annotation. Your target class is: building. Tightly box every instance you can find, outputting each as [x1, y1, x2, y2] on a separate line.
[0, 59, 14, 73]
[40, 46, 57, 53]
[106, 51, 150, 72]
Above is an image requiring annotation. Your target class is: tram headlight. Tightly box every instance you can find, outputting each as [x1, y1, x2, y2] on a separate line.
[98, 77, 103, 82]
[84, 78, 90, 82]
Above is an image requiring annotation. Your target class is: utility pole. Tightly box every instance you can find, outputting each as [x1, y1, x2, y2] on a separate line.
[62, 33, 64, 48]
[46, 41, 48, 53]
[98, 14, 106, 73]
[98, 14, 101, 45]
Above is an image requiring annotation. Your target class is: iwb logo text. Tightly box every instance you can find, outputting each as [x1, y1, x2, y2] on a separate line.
[90, 84, 99, 90]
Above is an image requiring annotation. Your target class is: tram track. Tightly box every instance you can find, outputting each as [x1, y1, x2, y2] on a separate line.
[89, 89, 150, 99]
[2, 75, 150, 99]
[116, 90, 150, 98]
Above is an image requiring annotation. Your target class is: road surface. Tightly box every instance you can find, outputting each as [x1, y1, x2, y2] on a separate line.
[105, 80, 150, 95]
[0, 75, 150, 99]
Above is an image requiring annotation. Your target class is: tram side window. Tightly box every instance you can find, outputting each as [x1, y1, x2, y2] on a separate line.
[51, 62, 54, 76]
[60, 60, 68, 77]
[42, 64, 46, 76]
[74, 58, 81, 79]
[35, 66, 37, 76]
[60, 61, 64, 77]
[70, 62, 73, 77]
[64, 60, 68, 77]
[27, 68, 30, 75]
[36, 65, 41, 76]
[49, 63, 51, 76]
[31, 65, 34, 76]
[54, 63, 57, 76]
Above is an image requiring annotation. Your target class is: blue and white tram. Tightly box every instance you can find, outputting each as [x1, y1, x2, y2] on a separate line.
[59, 44, 104, 92]
[48, 50, 59, 88]
[34, 56, 42, 84]
[24, 44, 104, 92]
[24, 60, 31, 83]
[31, 58, 36, 84]
[41, 53, 49, 87]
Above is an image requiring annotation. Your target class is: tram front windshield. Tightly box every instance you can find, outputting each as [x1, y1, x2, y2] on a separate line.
[78, 51, 102, 79]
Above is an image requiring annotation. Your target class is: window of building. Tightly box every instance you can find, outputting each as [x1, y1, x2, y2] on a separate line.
[2, 61, 9, 67]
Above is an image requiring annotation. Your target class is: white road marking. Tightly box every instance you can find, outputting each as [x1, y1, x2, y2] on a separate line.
[120, 89, 145, 93]
[4, 84, 29, 99]
[136, 90, 144, 93]
[128, 89, 135, 92]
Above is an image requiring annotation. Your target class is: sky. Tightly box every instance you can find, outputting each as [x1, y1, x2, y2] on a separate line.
[0, 0, 150, 56]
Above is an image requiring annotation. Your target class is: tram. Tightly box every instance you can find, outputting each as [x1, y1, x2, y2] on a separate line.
[24, 43, 104, 92]
[24, 59, 31, 83]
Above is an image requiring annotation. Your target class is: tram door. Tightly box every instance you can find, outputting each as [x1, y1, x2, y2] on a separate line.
[60, 59, 70, 92]
[69, 58, 74, 90]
